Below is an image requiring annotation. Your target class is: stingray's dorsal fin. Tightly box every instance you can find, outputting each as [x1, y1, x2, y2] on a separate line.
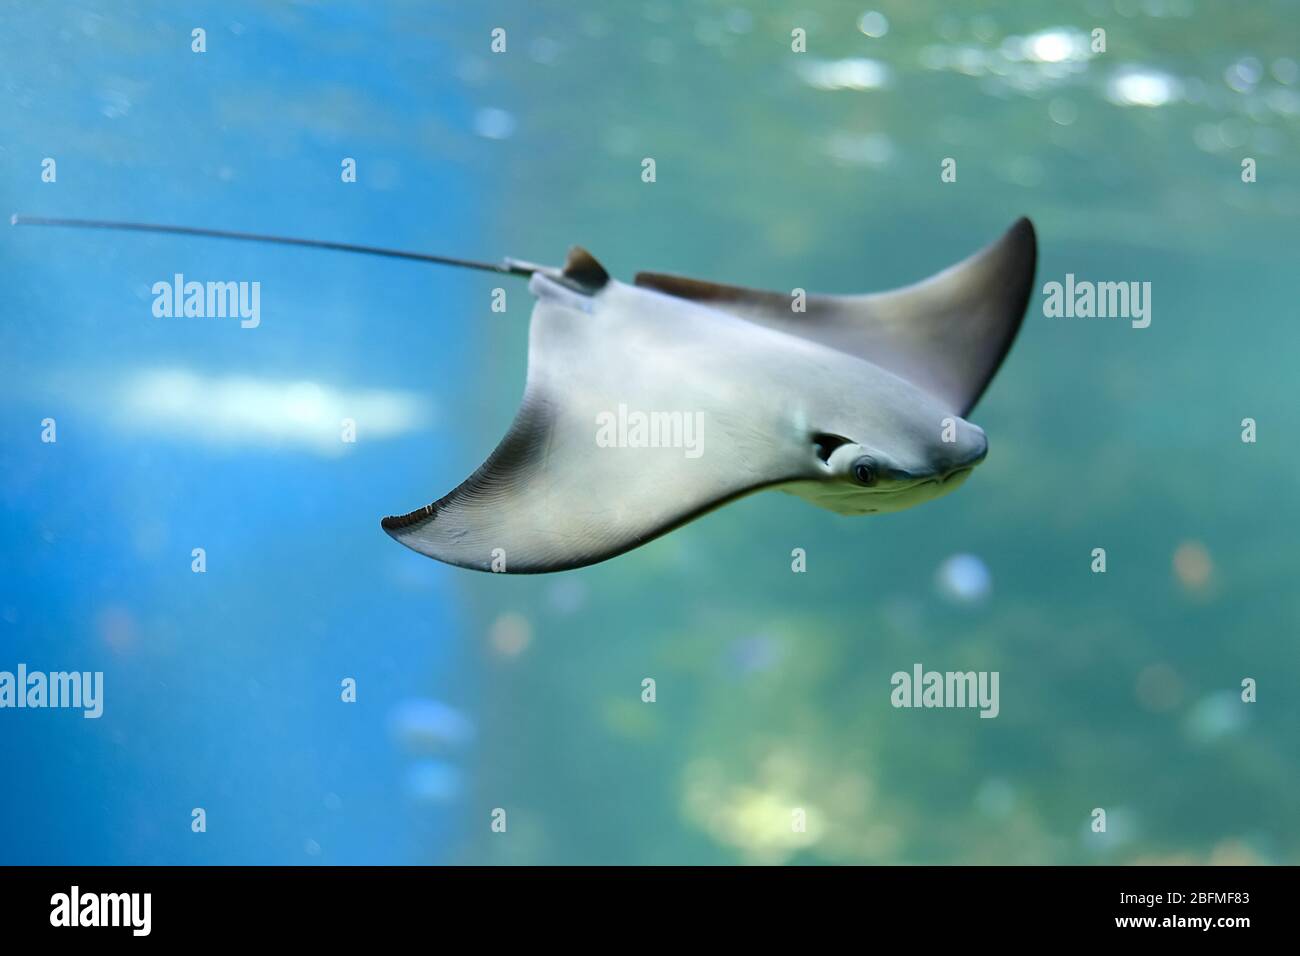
[635, 218, 1036, 415]
[561, 245, 610, 291]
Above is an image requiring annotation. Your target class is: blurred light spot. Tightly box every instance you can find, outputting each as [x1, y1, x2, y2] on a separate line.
[1048, 97, 1078, 125]
[1107, 67, 1181, 107]
[1024, 29, 1078, 63]
[971, 16, 998, 43]
[112, 368, 428, 456]
[955, 46, 988, 76]
[323, 792, 343, 811]
[388, 697, 475, 752]
[473, 107, 516, 140]
[1000, 28, 1091, 64]
[1181, 76, 1207, 104]
[1193, 122, 1223, 153]
[1224, 56, 1263, 93]
[1008, 156, 1045, 187]
[975, 778, 1016, 819]
[1215, 119, 1247, 148]
[1185, 690, 1247, 743]
[457, 56, 488, 85]
[642, 1, 671, 24]
[694, 18, 724, 45]
[1265, 87, 1300, 116]
[1082, 807, 1139, 851]
[858, 11, 889, 38]
[922, 29, 1094, 94]
[727, 634, 782, 676]
[1251, 126, 1283, 155]
[825, 131, 895, 166]
[97, 88, 132, 119]
[580, 13, 607, 38]
[367, 159, 402, 191]
[1209, 840, 1266, 865]
[489, 612, 532, 657]
[529, 37, 560, 65]
[690, 785, 821, 862]
[645, 37, 675, 64]
[602, 697, 656, 739]
[603, 124, 638, 157]
[304, 839, 321, 857]
[883, 597, 923, 634]
[726, 8, 753, 33]
[797, 57, 891, 91]
[936, 553, 992, 604]
[131, 517, 167, 559]
[1136, 662, 1183, 713]
[404, 760, 463, 804]
[97, 605, 136, 654]
[1172, 540, 1212, 592]
[1272, 57, 1298, 85]
[919, 45, 950, 71]
[546, 576, 587, 614]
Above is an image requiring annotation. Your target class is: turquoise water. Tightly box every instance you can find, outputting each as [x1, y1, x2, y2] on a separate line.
[2, 1, 1297, 864]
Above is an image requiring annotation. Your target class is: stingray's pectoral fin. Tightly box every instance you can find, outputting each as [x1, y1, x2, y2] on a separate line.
[382, 288, 780, 573]
[380, 392, 560, 573]
[381, 398, 763, 573]
[636, 217, 1037, 416]
[848, 217, 1037, 415]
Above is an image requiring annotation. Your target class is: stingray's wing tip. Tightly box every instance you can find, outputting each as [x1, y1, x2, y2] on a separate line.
[379, 503, 560, 574]
[1003, 215, 1038, 285]
[379, 506, 481, 572]
[380, 505, 435, 536]
[996, 217, 1036, 261]
[949, 215, 1037, 417]
[1010, 215, 1036, 246]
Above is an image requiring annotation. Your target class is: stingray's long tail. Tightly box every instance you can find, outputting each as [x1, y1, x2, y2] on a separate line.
[10, 213, 541, 278]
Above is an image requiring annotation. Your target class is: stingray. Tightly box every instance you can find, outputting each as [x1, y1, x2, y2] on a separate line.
[13, 213, 1036, 574]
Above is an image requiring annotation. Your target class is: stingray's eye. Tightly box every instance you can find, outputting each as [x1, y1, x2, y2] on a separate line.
[852, 457, 878, 486]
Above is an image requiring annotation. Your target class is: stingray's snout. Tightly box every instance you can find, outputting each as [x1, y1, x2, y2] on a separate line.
[925, 420, 987, 482]
[940, 422, 987, 480]
[965, 423, 988, 466]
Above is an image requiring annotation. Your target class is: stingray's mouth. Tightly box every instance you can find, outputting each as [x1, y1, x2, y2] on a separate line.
[867, 466, 975, 495]
[919, 466, 976, 487]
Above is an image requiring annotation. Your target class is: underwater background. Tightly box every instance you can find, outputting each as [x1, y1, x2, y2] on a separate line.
[1, 0, 1297, 865]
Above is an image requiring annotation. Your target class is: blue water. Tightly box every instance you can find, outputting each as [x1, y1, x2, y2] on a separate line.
[0, 2, 489, 864]
[2, 1, 1298, 865]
